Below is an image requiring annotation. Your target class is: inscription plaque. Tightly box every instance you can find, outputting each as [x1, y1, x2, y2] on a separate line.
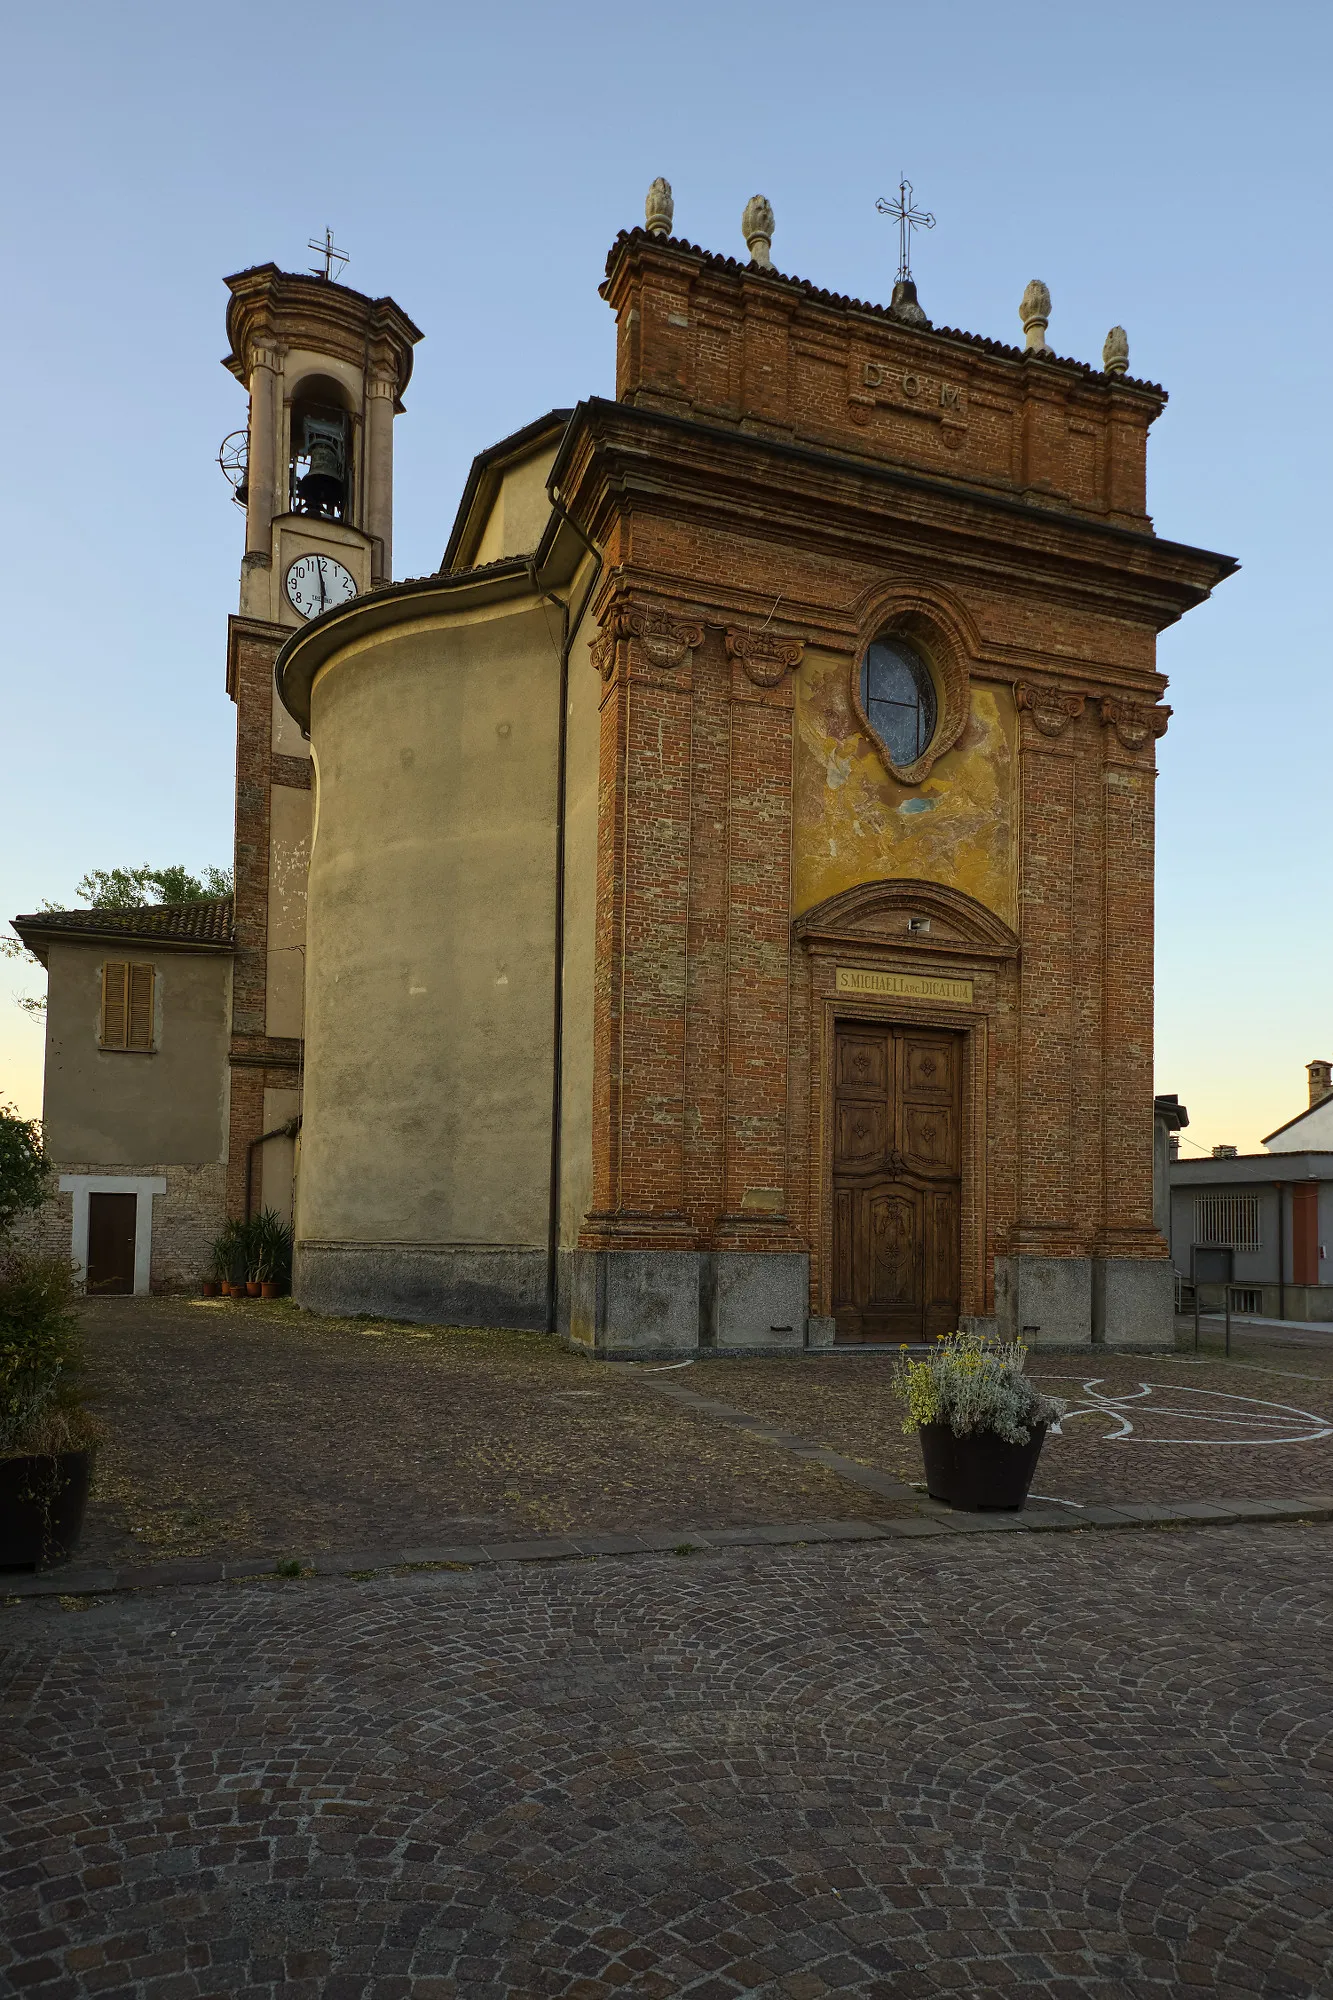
[836, 966, 974, 1005]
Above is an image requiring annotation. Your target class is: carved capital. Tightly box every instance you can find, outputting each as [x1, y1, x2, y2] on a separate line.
[1015, 682, 1085, 738]
[590, 601, 704, 680]
[724, 628, 805, 688]
[1099, 695, 1171, 752]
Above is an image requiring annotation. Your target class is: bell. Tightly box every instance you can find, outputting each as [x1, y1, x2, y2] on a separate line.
[296, 415, 346, 516]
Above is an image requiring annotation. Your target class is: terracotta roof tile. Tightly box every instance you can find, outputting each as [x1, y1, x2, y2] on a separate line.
[11, 896, 234, 949]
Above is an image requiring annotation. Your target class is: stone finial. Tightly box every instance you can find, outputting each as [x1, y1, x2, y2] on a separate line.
[645, 177, 674, 238]
[1103, 325, 1129, 376]
[1020, 278, 1052, 353]
[743, 194, 775, 268]
[888, 278, 931, 329]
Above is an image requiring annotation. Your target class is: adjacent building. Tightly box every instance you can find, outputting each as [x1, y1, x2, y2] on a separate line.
[1166, 1062, 1333, 1321]
[9, 900, 233, 1293]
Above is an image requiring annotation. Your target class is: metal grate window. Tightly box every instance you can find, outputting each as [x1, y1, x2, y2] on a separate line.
[1195, 1192, 1261, 1254]
[1231, 1288, 1262, 1314]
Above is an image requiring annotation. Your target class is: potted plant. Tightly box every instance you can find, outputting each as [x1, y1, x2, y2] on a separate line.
[252, 1208, 293, 1299]
[209, 1219, 251, 1296]
[894, 1330, 1066, 1511]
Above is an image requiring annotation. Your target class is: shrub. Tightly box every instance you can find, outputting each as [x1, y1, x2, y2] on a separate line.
[893, 1330, 1066, 1446]
[0, 1247, 84, 1456]
[0, 1102, 52, 1238]
[251, 1209, 293, 1287]
[210, 1218, 252, 1286]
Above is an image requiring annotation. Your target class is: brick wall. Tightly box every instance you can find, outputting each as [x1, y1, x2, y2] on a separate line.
[10, 1163, 226, 1292]
[225, 615, 307, 1220]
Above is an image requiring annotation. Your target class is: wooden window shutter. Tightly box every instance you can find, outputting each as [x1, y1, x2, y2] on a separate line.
[101, 962, 128, 1048]
[126, 963, 155, 1050]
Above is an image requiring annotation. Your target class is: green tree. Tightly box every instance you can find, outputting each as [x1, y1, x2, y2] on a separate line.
[71, 863, 233, 909]
[0, 1102, 52, 1236]
[3, 862, 233, 1018]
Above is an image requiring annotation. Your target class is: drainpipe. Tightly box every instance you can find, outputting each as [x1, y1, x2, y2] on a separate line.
[537, 486, 602, 1336]
[246, 1116, 302, 1222]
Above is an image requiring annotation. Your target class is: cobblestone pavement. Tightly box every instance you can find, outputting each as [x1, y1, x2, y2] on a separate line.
[74, 1302, 909, 1568]
[687, 1348, 1333, 1508]
[3, 1526, 1333, 1997]
[67, 1304, 1333, 1575]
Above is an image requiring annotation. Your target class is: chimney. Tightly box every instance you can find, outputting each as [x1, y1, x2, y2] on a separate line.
[1308, 1059, 1333, 1108]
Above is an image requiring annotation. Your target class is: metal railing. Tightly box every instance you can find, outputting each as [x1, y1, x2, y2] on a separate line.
[1191, 1282, 1252, 1356]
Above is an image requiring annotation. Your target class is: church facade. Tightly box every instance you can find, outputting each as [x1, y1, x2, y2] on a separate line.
[221, 195, 1234, 1354]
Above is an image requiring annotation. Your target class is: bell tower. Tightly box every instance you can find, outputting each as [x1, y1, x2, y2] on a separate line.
[220, 262, 421, 1226]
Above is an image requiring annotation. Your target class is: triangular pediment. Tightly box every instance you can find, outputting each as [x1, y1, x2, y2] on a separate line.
[793, 878, 1019, 958]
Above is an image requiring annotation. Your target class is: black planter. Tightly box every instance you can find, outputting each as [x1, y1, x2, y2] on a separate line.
[0, 1449, 94, 1569]
[918, 1422, 1046, 1511]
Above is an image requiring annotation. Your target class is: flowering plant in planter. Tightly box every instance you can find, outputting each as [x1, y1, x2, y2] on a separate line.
[893, 1331, 1066, 1511]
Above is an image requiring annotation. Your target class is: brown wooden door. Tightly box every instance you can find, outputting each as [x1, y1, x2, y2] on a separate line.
[86, 1192, 137, 1294]
[832, 1022, 962, 1343]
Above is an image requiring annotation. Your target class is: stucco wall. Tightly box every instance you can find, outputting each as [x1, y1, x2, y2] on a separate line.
[41, 941, 231, 1166]
[266, 783, 312, 1038]
[297, 595, 561, 1250]
[472, 447, 559, 565]
[793, 651, 1018, 927]
[1265, 1097, 1333, 1152]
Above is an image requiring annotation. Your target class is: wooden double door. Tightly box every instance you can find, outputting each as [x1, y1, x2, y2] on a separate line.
[832, 1021, 962, 1343]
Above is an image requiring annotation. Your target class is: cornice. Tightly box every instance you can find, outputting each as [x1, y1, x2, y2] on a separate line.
[222, 264, 423, 409]
[273, 555, 581, 732]
[551, 398, 1237, 634]
[794, 878, 1021, 960]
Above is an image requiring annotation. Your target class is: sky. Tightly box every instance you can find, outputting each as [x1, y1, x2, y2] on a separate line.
[0, 0, 1328, 1160]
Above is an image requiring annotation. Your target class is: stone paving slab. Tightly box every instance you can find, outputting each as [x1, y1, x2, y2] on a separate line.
[4, 1526, 1333, 1996]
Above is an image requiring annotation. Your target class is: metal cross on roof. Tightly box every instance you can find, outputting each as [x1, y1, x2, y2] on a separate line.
[307, 227, 349, 282]
[875, 177, 935, 284]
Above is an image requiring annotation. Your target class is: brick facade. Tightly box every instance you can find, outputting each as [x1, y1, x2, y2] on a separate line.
[225, 614, 308, 1221]
[558, 229, 1235, 1344]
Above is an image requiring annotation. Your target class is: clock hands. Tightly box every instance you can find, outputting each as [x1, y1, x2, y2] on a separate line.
[286, 555, 353, 619]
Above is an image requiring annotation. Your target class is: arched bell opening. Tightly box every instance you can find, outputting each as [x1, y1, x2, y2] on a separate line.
[288, 373, 354, 522]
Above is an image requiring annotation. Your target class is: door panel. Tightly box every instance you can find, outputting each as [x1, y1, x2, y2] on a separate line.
[903, 1039, 955, 1099]
[835, 1101, 887, 1168]
[86, 1192, 137, 1295]
[836, 1033, 888, 1096]
[902, 1104, 956, 1172]
[832, 1021, 962, 1343]
[867, 1189, 919, 1304]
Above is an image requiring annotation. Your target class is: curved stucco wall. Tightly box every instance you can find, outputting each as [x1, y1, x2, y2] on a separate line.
[295, 596, 560, 1316]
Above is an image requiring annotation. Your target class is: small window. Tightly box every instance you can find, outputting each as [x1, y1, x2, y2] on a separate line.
[101, 962, 155, 1051]
[860, 636, 937, 767]
[1194, 1192, 1260, 1254]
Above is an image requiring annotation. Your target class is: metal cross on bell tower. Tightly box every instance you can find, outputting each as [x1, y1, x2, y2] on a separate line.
[307, 227, 349, 283]
[876, 177, 935, 285]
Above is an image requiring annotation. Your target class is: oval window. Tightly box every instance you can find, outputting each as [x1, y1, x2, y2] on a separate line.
[859, 635, 937, 768]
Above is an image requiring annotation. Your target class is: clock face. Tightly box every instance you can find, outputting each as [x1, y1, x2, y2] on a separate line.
[285, 554, 358, 621]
